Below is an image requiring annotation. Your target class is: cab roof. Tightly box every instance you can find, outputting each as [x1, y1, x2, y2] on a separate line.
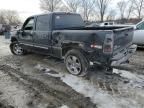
[29, 12, 80, 18]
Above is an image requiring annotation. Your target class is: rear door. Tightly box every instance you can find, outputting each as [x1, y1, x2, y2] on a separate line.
[33, 15, 52, 54]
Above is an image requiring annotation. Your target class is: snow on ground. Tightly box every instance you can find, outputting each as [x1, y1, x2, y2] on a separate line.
[1, 35, 144, 108]
[0, 70, 30, 108]
[59, 105, 69, 108]
[61, 73, 142, 108]
[43, 67, 144, 108]
[113, 69, 144, 88]
[0, 36, 11, 57]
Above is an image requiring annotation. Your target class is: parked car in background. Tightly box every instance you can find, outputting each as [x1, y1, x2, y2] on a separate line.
[133, 20, 144, 46]
[100, 22, 115, 26]
[10, 12, 137, 76]
[87, 23, 99, 27]
[0, 24, 3, 35]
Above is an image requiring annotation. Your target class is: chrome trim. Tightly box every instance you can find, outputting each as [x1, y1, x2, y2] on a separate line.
[20, 43, 33, 47]
[34, 45, 49, 49]
[19, 43, 49, 49]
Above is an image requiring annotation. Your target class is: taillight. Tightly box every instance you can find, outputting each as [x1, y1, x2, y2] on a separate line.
[90, 44, 102, 49]
[103, 34, 114, 54]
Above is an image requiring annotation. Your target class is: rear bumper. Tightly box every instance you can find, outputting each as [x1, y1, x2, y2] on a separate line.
[111, 44, 137, 66]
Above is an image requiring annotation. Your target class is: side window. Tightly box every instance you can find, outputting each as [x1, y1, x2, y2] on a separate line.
[137, 22, 144, 30]
[36, 15, 50, 31]
[23, 18, 34, 30]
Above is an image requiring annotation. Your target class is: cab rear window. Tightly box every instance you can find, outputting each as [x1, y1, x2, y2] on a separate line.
[54, 14, 84, 29]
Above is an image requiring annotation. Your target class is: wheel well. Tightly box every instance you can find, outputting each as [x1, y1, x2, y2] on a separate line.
[11, 37, 18, 42]
[62, 45, 84, 56]
[62, 47, 73, 56]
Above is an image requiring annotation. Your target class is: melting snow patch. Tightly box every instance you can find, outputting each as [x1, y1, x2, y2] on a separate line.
[45, 72, 62, 78]
[35, 64, 50, 72]
[113, 69, 144, 89]
[60, 74, 134, 108]
[39, 66, 144, 108]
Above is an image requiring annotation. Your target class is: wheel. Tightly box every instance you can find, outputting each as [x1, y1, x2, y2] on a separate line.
[64, 49, 89, 76]
[10, 41, 26, 55]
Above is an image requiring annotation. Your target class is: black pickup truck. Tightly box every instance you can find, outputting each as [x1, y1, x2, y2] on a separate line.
[10, 12, 137, 76]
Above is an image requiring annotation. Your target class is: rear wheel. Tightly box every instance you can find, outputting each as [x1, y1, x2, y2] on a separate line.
[10, 41, 26, 55]
[65, 49, 89, 76]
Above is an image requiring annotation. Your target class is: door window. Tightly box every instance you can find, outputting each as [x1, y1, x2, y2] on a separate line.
[23, 18, 34, 31]
[137, 22, 144, 30]
[36, 15, 50, 31]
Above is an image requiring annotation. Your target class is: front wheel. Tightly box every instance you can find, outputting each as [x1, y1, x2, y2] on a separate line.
[10, 42, 26, 55]
[64, 49, 89, 76]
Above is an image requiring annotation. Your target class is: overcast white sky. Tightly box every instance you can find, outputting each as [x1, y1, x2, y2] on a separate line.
[0, 0, 121, 21]
[0, 0, 42, 21]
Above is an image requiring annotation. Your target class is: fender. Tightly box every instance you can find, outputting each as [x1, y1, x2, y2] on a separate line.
[61, 40, 90, 56]
[11, 36, 18, 42]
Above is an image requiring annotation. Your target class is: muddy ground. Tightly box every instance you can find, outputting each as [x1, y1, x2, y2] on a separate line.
[0, 36, 144, 108]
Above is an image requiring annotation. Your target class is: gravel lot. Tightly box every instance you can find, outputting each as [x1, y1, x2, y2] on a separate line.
[0, 36, 144, 108]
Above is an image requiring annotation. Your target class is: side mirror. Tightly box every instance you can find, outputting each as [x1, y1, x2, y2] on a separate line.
[17, 29, 25, 35]
[135, 27, 140, 30]
[134, 26, 139, 30]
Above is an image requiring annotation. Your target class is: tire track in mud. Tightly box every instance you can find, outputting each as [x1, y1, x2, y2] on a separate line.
[1, 54, 144, 107]
[35, 62, 144, 108]
[0, 64, 96, 108]
[0, 92, 14, 108]
[0, 55, 142, 98]
[0, 102, 14, 108]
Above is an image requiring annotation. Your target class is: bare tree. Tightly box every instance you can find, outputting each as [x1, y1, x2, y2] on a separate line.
[40, 0, 61, 12]
[66, 0, 81, 12]
[0, 10, 21, 25]
[126, 0, 134, 20]
[95, 0, 111, 22]
[106, 9, 117, 21]
[81, 0, 95, 21]
[0, 10, 6, 24]
[117, 0, 127, 20]
[5, 10, 21, 25]
[132, 0, 144, 19]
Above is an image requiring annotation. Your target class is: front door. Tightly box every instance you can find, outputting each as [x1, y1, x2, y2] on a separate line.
[18, 17, 35, 49]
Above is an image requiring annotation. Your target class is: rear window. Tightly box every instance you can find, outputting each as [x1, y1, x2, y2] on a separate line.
[54, 14, 85, 29]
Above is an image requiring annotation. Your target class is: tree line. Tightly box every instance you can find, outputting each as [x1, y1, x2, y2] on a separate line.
[0, 0, 143, 25]
[40, 0, 144, 23]
[0, 10, 21, 25]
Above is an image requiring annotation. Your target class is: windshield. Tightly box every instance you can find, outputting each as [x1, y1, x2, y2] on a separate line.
[54, 14, 85, 29]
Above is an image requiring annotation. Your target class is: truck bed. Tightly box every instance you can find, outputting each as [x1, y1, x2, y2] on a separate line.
[58, 26, 134, 55]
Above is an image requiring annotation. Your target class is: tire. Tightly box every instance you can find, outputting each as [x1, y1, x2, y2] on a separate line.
[10, 41, 26, 55]
[64, 49, 89, 76]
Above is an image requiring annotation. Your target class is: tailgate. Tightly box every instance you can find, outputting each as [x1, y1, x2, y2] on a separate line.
[113, 27, 134, 54]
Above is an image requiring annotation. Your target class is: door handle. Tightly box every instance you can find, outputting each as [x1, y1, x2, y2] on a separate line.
[54, 32, 60, 35]
[53, 38, 59, 43]
[125, 34, 129, 37]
